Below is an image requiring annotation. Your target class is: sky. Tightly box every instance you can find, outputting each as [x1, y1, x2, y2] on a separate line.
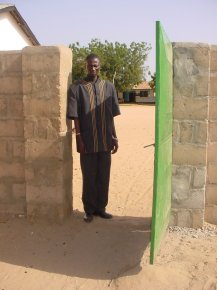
[8, 0, 217, 78]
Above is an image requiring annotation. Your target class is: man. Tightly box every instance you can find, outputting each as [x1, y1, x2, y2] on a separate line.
[67, 53, 120, 222]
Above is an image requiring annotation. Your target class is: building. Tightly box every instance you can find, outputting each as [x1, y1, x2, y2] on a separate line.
[132, 81, 155, 103]
[0, 4, 39, 50]
[123, 81, 155, 103]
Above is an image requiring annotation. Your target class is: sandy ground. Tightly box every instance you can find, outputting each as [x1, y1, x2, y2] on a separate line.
[0, 105, 217, 290]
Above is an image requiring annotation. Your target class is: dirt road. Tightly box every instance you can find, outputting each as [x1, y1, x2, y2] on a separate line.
[0, 105, 216, 290]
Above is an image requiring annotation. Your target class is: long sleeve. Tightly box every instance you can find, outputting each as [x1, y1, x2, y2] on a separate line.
[67, 84, 79, 119]
[111, 85, 121, 117]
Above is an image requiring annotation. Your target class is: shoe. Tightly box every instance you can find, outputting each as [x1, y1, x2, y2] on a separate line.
[83, 213, 93, 223]
[94, 211, 113, 219]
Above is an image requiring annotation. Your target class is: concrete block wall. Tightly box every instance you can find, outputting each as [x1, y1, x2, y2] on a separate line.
[206, 45, 217, 224]
[0, 51, 26, 215]
[171, 43, 210, 228]
[0, 47, 72, 220]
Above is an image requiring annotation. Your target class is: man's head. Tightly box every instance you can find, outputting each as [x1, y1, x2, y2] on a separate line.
[86, 53, 100, 77]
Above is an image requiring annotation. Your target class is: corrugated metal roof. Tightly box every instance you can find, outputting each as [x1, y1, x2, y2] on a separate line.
[0, 3, 40, 45]
[132, 81, 152, 90]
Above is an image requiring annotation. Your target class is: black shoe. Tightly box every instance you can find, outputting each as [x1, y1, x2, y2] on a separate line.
[95, 211, 113, 219]
[83, 213, 93, 223]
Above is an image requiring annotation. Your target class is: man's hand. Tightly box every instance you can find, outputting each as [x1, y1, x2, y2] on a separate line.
[76, 135, 86, 153]
[111, 137, 118, 154]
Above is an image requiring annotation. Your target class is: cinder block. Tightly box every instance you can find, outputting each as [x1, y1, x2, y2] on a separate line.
[0, 140, 7, 160]
[0, 203, 26, 215]
[206, 184, 217, 204]
[172, 166, 191, 201]
[25, 167, 34, 181]
[13, 183, 26, 200]
[0, 75, 22, 94]
[173, 97, 208, 120]
[180, 121, 194, 143]
[169, 210, 177, 226]
[22, 46, 62, 73]
[26, 161, 63, 187]
[0, 51, 22, 74]
[209, 98, 217, 120]
[22, 73, 60, 97]
[0, 162, 24, 179]
[13, 141, 25, 158]
[207, 143, 217, 162]
[173, 143, 206, 165]
[8, 98, 23, 118]
[209, 122, 217, 142]
[173, 43, 210, 68]
[210, 76, 217, 97]
[25, 139, 64, 161]
[24, 119, 35, 139]
[37, 119, 59, 139]
[0, 182, 12, 201]
[205, 205, 217, 224]
[23, 97, 59, 118]
[193, 167, 206, 188]
[27, 202, 72, 221]
[174, 74, 209, 99]
[210, 45, 217, 72]
[0, 120, 24, 137]
[192, 209, 204, 228]
[172, 120, 180, 142]
[177, 209, 192, 227]
[207, 162, 217, 184]
[173, 189, 205, 209]
[26, 184, 64, 203]
[194, 121, 208, 144]
[0, 97, 7, 117]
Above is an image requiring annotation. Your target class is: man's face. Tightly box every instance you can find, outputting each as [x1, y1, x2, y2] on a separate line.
[86, 57, 100, 77]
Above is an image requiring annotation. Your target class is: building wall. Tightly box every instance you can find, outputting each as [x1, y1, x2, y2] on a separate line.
[0, 46, 72, 220]
[0, 12, 32, 50]
[206, 45, 217, 224]
[171, 43, 210, 228]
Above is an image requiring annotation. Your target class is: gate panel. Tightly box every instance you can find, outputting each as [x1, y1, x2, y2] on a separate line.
[150, 21, 173, 264]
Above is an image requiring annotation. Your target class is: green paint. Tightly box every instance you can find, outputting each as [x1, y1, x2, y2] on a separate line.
[150, 21, 173, 264]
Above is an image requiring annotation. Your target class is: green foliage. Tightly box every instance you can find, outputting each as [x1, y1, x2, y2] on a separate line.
[69, 39, 151, 92]
[149, 72, 156, 92]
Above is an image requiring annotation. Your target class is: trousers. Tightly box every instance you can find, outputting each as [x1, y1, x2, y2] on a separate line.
[80, 152, 111, 214]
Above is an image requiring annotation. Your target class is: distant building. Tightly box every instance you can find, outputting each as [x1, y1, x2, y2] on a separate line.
[123, 81, 155, 103]
[0, 4, 39, 50]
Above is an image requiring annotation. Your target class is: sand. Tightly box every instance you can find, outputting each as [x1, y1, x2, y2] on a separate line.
[0, 105, 217, 290]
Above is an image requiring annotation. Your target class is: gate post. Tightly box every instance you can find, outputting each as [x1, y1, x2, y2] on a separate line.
[22, 46, 72, 220]
[171, 43, 209, 228]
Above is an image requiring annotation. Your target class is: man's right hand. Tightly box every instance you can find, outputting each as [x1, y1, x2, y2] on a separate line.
[76, 135, 86, 153]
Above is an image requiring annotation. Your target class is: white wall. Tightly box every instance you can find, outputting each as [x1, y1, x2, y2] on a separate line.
[0, 12, 32, 50]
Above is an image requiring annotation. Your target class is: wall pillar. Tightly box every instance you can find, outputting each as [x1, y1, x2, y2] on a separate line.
[171, 43, 210, 228]
[22, 46, 72, 220]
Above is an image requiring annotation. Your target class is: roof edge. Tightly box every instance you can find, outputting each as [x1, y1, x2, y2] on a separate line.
[0, 5, 40, 45]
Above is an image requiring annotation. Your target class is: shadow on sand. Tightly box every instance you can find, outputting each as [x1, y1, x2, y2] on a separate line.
[0, 211, 151, 280]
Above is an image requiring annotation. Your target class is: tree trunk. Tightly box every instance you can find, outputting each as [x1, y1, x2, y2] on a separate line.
[112, 71, 116, 84]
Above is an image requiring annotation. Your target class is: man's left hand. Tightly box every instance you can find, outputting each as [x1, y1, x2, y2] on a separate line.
[111, 137, 119, 154]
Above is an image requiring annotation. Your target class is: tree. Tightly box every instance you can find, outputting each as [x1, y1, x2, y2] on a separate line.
[69, 39, 151, 92]
[149, 72, 156, 92]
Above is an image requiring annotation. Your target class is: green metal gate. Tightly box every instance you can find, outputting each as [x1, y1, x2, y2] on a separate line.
[150, 21, 173, 264]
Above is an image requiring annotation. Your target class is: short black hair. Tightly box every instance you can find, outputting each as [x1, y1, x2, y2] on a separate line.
[86, 53, 100, 62]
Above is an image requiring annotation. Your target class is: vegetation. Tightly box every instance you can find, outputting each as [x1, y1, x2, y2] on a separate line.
[149, 72, 156, 92]
[69, 39, 151, 92]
